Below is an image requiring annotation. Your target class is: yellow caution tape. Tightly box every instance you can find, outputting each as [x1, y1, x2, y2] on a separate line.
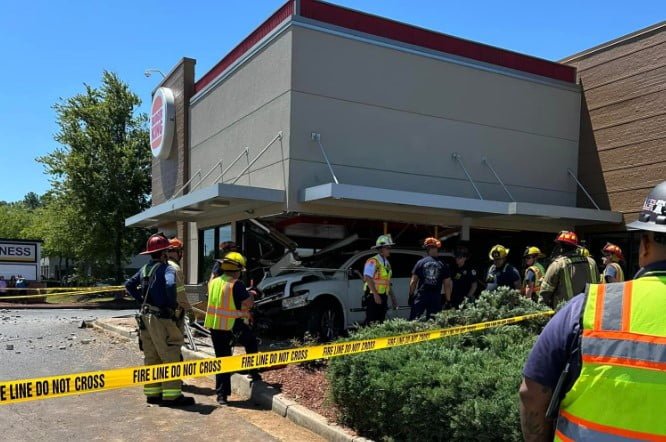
[0, 287, 124, 300]
[0, 310, 553, 405]
[1, 286, 124, 292]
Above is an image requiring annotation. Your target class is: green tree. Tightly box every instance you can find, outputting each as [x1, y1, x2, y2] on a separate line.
[22, 192, 42, 210]
[0, 202, 35, 239]
[38, 71, 151, 282]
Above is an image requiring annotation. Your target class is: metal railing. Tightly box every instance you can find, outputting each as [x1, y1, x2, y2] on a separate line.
[231, 132, 283, 184]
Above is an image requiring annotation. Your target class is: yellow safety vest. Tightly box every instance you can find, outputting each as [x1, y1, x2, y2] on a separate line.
[523, 262, 545, 294]
[554, 275, 666, 441]
[602, 262, 625, 283]
[204, 275, 249, 330]
[363, 255, 392, 295]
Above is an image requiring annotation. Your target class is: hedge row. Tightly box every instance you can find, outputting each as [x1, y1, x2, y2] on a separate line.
[327, 288, 551, 441]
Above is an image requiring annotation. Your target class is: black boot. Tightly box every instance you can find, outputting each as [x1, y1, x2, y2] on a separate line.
[217, 395, 228, 406]
[146, 396, 163, 405]
[162, 395, 195, 407]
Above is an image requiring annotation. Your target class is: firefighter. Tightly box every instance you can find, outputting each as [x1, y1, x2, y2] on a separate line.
[519, 181, 666, 441]
[205, 252, 259, 405]
[522, 246, 546, 301]
[540, 231, 598, 308]
[450, 246, 478, 307]
[363, 234, 398, 325]
[601, 242, 625, 283]
[408, 237, 452, 319]
[485, 245, 521, 291]
[210, 241, 239, 282]
[167, 237, 192, 328]
[125, 234, 195, 407]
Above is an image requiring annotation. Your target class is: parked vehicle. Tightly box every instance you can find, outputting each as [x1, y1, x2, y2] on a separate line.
[254, 248, 454, 340]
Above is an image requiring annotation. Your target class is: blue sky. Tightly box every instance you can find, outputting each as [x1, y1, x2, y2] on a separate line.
[0, 0, 662, 202]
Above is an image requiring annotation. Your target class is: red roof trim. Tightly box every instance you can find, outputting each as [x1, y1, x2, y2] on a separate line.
[194, 0, 576, 94]
[193, 1, 295, 94]
[299, 0, 576, 83]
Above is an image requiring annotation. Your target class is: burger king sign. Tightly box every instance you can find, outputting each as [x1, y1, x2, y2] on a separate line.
[150, 87, 175, 159]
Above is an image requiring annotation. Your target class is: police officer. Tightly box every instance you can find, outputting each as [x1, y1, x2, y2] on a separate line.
[408, 237, 452, 319]
[485, 245, 521, 291]
[125, 234, 195, 407]
[363, 234, 398, 325]
[522, 246, 546, 301]
[205, 252, 259, 405]
[167, 237, 192, 327]
[450, 246, 478, 308]
[519, 181, 666, 440]
[601, 242, 625, 283]
[540, 231, 598, 309]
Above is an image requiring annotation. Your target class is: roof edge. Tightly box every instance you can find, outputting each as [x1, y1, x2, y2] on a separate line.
[560, 21, 666, 63]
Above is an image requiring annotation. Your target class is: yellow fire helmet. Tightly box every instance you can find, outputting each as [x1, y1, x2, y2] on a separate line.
[523, 246, 545, 258]
[217, 251, 247, 271]
[578, 247, 591, 258]
[489, 244, 509, 260]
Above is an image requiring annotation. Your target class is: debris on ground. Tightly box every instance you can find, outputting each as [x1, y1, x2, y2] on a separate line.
[6, 344, 14, 350]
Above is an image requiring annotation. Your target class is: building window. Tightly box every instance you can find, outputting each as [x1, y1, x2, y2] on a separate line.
[198, 223, 233, 282]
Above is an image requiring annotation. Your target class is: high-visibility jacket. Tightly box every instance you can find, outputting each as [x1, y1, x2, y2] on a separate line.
[204, 275, 249, 330]
[523, 262, 546, 294]
[168, 259, 191, 310]
[602, 262, 625, 283]
[554, 275, 666, 441]
[363, 255, 392, 295]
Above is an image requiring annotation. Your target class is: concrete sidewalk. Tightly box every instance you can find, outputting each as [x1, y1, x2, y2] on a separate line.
[94, 317, 371, 442]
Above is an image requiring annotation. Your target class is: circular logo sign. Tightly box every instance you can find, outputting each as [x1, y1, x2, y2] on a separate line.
[150, 87, 175, 159]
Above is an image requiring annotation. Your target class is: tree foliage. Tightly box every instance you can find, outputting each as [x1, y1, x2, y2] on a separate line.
[38, 71, 152, 281]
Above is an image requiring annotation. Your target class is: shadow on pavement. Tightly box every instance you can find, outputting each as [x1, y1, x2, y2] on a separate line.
[226, 398, 270, 411]
[183, 383, 216, 396]
[161, 402, 218, 415]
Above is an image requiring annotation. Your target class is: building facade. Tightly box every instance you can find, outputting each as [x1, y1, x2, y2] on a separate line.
[564, 21, 665, 274]
[128, 0, 632, 286]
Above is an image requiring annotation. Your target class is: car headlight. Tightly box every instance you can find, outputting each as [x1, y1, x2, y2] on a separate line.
[282, 293, 310, 310]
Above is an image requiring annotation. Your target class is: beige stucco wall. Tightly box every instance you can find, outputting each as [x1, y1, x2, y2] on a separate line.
[189, 29, 293, 192]
[287, 26, 582, 210]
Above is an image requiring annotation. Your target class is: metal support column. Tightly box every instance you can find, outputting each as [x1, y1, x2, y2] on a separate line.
[452, 153, 483, 200]
[567, 169, 601, 210]
[482, 157, 515, 202]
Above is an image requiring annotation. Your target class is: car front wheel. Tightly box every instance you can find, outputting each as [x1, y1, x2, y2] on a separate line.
[307, 300, 343, 342]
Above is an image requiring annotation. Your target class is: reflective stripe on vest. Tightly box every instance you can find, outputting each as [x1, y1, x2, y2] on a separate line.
[204, 276, 249, 330]
[556, 278, 666, 440]
[524, 263, 545, 293]
[363, 256, 392, 294]
[561, 256, 598, 299]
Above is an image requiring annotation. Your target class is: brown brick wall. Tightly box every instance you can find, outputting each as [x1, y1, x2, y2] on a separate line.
[567, 24, 666, 228]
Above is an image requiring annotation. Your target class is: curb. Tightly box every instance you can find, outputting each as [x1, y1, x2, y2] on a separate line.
[91, 320, 137, 340]
[94, 319, 370, 441]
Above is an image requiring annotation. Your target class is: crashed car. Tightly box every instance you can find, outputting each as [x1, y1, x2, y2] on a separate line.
[254, 243, 453, 340]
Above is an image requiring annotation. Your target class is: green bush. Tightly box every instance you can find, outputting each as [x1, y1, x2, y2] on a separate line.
[327, 288, 550, 441]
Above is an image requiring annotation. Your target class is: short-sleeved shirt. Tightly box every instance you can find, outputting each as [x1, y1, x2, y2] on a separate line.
[485, 263, 521, 291]
[523, 260, 666, 390]
[363, 255, 390, 279]
[603, 264, 618, 282]
[524, 269, 536, 284]
[451, 264, 477, 306]
[412, 256, 450, 298]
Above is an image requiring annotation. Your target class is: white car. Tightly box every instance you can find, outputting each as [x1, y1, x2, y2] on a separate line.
[254, 248, 453, 340]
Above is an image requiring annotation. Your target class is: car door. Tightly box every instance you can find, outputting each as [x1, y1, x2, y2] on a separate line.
[387, 252, 422, 319]
[345, 252, 372, 326]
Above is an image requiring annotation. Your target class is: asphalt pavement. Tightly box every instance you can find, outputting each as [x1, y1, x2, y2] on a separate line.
[0, 309, 323, 441]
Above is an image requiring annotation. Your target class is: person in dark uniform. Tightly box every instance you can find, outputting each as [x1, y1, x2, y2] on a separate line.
[408, 237, 452, 319]
[450, 246, 478, 308]
[485, 244, 521, 291]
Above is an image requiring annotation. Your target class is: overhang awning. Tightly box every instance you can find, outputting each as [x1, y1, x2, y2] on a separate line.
[125, 183, 285, 228]
[301, 183, 622, 227]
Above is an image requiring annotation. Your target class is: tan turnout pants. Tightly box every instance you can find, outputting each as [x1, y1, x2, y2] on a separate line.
[140, 313, 185, 400]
